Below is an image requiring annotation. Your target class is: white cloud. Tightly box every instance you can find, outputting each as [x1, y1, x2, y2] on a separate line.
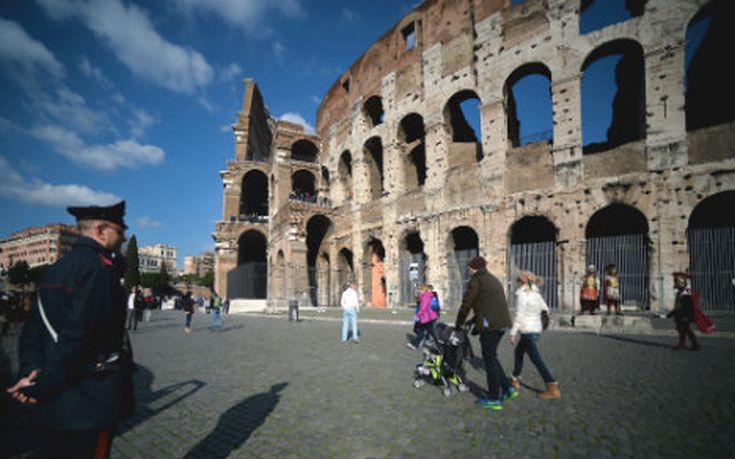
[170, 0, 304, 34]
[310, 95, 321, 104]
[36, 0, 214, 94]
[279, 112, 314, 133]
[220, 124, 232, 133]
[340, 8, 359, 25]
[0, 155, 120, 207]
[135, 216, 162, 228]
[219, 63, 242, 82]
[78, 56, 114, 90]
[0, 18, 65, 80]
[30, 125, 165, 170]
[128, 108, 157, 139]
[273, 41, 285, 65]
[34, 86, 114, 135]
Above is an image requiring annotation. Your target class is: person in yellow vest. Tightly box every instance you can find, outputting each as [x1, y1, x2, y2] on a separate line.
[604, 264, 622, 315]
[579, 265, 599, 315]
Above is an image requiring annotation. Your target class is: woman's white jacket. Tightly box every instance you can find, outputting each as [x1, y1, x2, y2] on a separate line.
[510, 285, 550, 337]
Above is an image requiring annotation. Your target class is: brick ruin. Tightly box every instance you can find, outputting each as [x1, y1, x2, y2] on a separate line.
[214, 0, 735, 313]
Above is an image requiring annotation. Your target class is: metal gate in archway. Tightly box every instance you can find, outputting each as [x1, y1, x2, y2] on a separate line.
[687, 227, 735, 313]
[509, 241, 558, 309]
[586, 234, 649, 309]
[400, 252, 425, 306]
[227, 262, 267, 299]
[447, 248, 478, 309]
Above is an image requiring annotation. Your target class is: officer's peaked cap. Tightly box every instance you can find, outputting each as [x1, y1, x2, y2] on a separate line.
[67, 200, 127, 229]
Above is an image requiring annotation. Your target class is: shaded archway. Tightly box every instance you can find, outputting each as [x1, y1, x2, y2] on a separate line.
[363, 95, 384, 127]
[291, 139, 318, 162]
[447, 226, 479, 309]
[586, 204, 650, 308]
[363, 137, 384, 200]
[363, 239, 386, 307]
[239, 170, 268, 220]
[582, 40, 646, 154]
[509, 216, 558, 308]
[306, 215, 332, 307]
[399, 113, 427, 189]
[228, 230, 267, 299]
[336, 248, 355, 306]
[339, 150, 353, 201]
[505, 63, 553, 147]
[687, 191, 735, 312]
[400, 231, 426, 305]
[444, 90, 483, 162]
[291, 170, 316, 202]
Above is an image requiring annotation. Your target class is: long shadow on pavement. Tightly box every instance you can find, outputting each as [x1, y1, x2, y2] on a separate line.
[183, 382, 288, 459]
[585, 332, 672, 349]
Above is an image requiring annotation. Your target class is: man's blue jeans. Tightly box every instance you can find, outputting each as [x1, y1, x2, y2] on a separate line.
[342, 309, 359, 341]
[512, 333, 555, 383]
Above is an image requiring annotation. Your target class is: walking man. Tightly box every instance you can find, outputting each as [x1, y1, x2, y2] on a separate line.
[455, 256, 517, 410]
[7, 201, 135, 458]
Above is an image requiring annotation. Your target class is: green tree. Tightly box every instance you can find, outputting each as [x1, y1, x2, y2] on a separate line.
[200, 271, 214, 291]
[124, 235, 140, 291]
[7, 260, 30, 287]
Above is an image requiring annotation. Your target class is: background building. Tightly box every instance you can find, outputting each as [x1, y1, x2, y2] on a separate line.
[183, 251, 214, 277]
[0, 224, 79, 270]
[214, 0, 734, 314]
[139, 244, 178, 275]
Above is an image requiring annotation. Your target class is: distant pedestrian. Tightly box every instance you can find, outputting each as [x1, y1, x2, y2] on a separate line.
[210, 296, 222, 331]
[340, 282, 360, 343]
[579, 265, 599, 315]
[604, 264, 622, 315]
[182, 291, 195, 333]
[223, 297, 230, 315]
[667, 272, 700, 351]
[509, 271, 560, 400]
[126, 286, 140, 331]
[455, 256, 517, 410]
[406, 284, 438, 350]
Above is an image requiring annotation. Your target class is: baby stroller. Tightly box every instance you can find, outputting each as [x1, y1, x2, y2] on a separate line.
[413, 322, 474, 396]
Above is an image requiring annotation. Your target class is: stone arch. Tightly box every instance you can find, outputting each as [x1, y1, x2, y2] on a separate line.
[306, 215, 333, 306]
[363, 95, 384, 128]
[336, 247, 355, 304]
[363, 238, 386, 308]
[239, 170, 268, 219]
[291, 169, 316, 200]
[504, 62, 553, 147]
[338, 150, 353, 201]
[686, 0, 735, 132]
[291, 139, 319, 162]
[581, 39, 646, 154]
[446, 226, 480, 309]
[228, 229, 267, 299]
[444, 89, 483, 163]
[686, 190, 735, 312]
[398, 113, 427, 189]
[508, 215, 559, 308]
[585, 203, 650, 309]
[399, 229, 427, 305]
[363, 136, 384, 200]
[579, 0, 646, 35]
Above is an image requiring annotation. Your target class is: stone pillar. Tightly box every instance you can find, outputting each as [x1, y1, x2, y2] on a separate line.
[551, 74, 584, 188]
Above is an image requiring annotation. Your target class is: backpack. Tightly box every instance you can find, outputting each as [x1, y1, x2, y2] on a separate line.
[430, 295, 440, 312]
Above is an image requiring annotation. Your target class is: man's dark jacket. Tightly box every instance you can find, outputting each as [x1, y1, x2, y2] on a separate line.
[18, 236, 134, 430]
[455, 267, 511, 332]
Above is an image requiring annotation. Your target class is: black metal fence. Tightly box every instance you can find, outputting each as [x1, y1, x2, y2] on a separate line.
[508, 241, 558, 309]
[585, 234, 650, 309]
[688, 227, 735, 313]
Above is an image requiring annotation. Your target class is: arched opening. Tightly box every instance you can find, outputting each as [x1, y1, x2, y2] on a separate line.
[505, 63, 553, 147]
[239, 170, 268, 221]
[363, 95, 384, 127]
[586, 204, 650, 309]
[686, 1, 735, 132]
[447, 226, 479, 309]
[363, 239, 386, 307]
[579, 0, 646, 35]
[445, 90, 483, 162]
[291, 170, 316, 202]
[228, 230, 267, 299]
[339, 150, 353, 201]
[687, 191, 735, 312]
[364, 137, 384, 200]
[337, 248, 355, 306]
[400, 231, 426, 305]
[316, 253, 330, 308]
[509, 216, 558, 308]
[306, 215, 332, 307]
[321, 166, 330, 188]
[399, 113, 427, 189]
[582, 40, 646, 154]
[291, 139, 319, 162]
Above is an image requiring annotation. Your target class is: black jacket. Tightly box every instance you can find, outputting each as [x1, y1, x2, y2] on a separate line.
[18, 236, 134, 430]
[455, 268, 512, 332]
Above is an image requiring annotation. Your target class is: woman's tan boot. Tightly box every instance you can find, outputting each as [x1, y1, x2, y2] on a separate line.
[538, 382, 560, 400]
[511, 376, 521, 390]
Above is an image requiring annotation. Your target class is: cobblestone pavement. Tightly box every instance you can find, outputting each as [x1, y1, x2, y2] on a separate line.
[3, 309, 735, 458]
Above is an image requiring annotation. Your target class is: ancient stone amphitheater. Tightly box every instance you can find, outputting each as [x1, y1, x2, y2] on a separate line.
[214, 0, 734, 314]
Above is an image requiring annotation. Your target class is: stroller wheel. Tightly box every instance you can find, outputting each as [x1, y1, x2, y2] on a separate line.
[414, 379, 425, 389]
[457, 383, 469, 393]
[442, 387, 452, 397]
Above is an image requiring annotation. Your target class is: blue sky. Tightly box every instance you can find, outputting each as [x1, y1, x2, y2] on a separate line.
[0, 0, 708, 268]
[0, 0, 418, 265]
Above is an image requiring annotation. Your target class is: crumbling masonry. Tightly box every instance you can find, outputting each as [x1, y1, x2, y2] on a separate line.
[214, 0, 735, 313]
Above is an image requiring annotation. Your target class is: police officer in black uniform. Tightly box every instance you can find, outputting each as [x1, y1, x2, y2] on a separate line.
[7, 201, 135, 458]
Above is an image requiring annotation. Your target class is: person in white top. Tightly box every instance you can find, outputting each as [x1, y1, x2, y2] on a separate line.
[126, 286, 139, 331]
[340, 282, 360, 343]
[508, 271, 560, 400]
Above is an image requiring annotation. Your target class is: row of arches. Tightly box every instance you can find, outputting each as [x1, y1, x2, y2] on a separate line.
[229, 191, 735, 313]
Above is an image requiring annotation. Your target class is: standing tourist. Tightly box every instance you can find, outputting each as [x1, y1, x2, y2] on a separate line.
[455, 256, 517, 410]
[667, 272, 700, 351]
[340, 282, 360, 343]
[508, 271, 560, 400]
[7, 201, 135, 458]
[126, 286, 140, 331]
[579, 265, 599, 315]
[604, 264, 622, 315]
[182, 291, 195, 333]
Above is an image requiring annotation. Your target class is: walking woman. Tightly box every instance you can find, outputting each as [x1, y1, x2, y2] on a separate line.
[508, 271, 560, 400]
